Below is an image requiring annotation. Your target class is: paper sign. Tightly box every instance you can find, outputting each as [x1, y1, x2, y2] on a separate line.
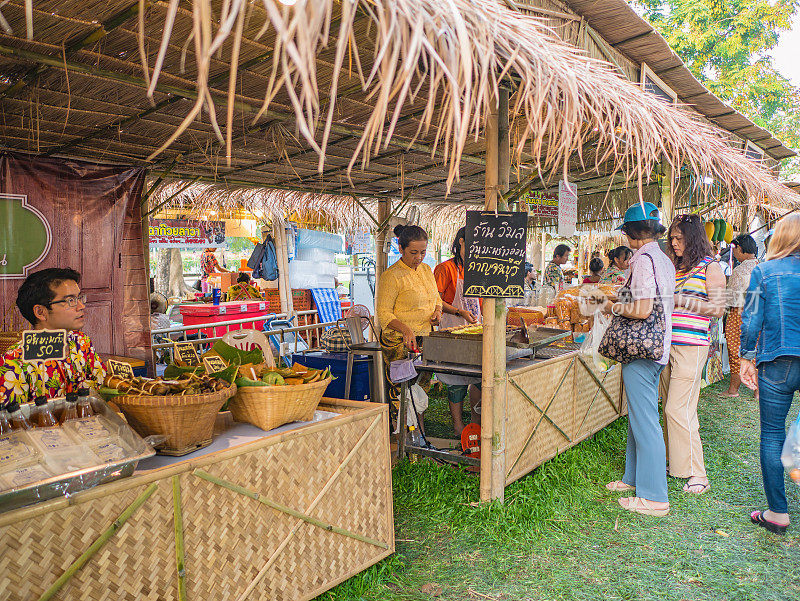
[558, 180, 578, 237]
[218, 306, 226, 315]
[203, 356, 228, 373]
[173, 342, 200, 366]
[259, 302, 266, 311]
[107, 359, 135, 380]
[21, 329, 67, 362]
[463, 211, 527, 298]
[240, 304, 248, 313]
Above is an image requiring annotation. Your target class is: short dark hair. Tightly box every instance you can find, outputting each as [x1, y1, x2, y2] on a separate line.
[553, 244, 571, 259]
[621, 219, 667, 241]
[524, 262, 534, 275]
[607, 245, 632, 263]
[16, 268, 82, 325]
[732, 234, 757, 256]
[589, 257, 604, 274]
[237, 272, 251, 284]
[667, 214, 712, 271]
[451, 227, 466, 269]
[394, 224, 428, 249]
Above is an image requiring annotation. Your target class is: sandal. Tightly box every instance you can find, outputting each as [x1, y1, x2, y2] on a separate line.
[682, 481, 710, 495]
[605, 480, 635, 492]
[618, 497, 669, 517]
[750, 510, 789, 535]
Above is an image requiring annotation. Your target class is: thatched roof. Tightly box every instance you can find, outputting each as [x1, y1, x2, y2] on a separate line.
[0, 0, 796, 207]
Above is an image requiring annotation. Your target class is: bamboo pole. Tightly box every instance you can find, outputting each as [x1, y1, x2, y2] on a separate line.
[480, 91, 499, 503]
[491, 88, 510, 500]
[660, 157, 674, 224]
[193, 469, 389, 549]
[172, 476, 187, 601]
[374, 198, 390, 318]
[37, 483, 158, 601]
[272, 219, 293, 316]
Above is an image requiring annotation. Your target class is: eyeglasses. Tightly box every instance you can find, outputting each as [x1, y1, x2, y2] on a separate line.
[48, 294, 87, 308]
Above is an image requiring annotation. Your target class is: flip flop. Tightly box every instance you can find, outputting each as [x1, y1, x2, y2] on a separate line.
[682, 481, 710, 495]
[618, 497, 669, 517]
[750, 510, 789, 535]
[605, 480, 635, 492]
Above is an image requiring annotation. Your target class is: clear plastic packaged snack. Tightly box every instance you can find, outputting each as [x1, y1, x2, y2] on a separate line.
[0, 432, 41, 472]
[1, 463, 53, 491]
[90, 440, 131, 463]
[27, 427, 79, 454]
[63, 416, 116, 443]
[42, 445, 101, 474]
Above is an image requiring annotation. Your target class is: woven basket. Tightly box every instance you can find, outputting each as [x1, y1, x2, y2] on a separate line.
[114, 384, 237, 455]
[228, 377, 331, 432]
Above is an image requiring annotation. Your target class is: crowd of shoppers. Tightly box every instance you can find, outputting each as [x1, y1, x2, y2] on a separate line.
[600, 205, 799, 531]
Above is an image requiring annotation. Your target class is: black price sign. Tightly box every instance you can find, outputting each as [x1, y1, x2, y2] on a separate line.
[202, 355, 228, 373]
[107, 359, 135, 380]
[463, 211, 527, 298]
[173, 341, 200, 367]
[21, 329, 67, 362]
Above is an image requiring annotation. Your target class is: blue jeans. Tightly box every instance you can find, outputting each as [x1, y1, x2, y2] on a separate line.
[758, 356, 800, 514]
[621, 359, 668, 502]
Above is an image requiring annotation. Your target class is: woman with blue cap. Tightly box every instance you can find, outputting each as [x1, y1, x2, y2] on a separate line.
[601, 202, 675, 516]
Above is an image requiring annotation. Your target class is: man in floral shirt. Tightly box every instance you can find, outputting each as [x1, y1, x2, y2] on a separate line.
[0, 268, 106, 404]
[542, 244, 571, 291]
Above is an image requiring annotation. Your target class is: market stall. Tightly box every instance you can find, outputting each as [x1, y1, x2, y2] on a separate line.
[0, 398, 392, 601]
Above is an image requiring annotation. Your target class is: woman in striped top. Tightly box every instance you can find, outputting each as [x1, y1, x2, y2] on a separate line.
[660, 214, 726, 495]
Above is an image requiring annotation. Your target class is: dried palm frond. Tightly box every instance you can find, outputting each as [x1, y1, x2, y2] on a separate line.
[128, 0, 794, 206]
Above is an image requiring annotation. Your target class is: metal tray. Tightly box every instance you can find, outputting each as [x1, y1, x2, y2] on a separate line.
[507, 326, 573, 352]
[0, 397, 155, 514]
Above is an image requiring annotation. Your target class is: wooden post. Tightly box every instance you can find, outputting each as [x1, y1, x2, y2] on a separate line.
[480, 93, 499, 502]
[540, 231, 547, 285]
[492, 88, 510, 501]
[272, 220, 292, 315]
[660, 157, 674, 225]
[374, 198, 390, 319]
[740, 196, 749, 233]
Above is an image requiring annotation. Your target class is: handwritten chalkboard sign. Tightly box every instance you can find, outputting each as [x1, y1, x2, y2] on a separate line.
[463, 211, 526, 298]
[202, 355, 228, 373]
[173, 341, 200, 367]
[107, 359, 135, 380]
[21, 329, 67, 362]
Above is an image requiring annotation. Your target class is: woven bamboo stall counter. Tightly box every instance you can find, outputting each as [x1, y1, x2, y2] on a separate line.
[503, 350, 625, 486]
[0, 399, 393, 601]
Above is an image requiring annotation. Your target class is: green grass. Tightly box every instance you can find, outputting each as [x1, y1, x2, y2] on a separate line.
[319, 378, 800, 601]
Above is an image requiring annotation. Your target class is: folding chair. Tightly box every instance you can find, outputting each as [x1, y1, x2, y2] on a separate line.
[221, 329, 275, 368]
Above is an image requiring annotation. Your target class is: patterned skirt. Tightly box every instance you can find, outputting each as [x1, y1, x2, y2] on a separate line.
[725, 307, 742, 378]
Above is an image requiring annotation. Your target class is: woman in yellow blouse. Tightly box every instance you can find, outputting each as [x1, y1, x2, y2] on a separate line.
[377, 225, 474, 350]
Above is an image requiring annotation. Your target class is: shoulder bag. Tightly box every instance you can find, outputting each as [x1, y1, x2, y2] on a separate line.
[598, 254, 666, 364]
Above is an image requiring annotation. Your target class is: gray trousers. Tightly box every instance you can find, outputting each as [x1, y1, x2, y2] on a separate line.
[621, 359, 668, 502]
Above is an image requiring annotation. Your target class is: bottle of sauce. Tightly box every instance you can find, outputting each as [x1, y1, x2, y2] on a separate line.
[59, 392, 79, 424]
[0, 404, 11, 435]
[32, 396, 58, 428]
[76, 387, 94, 418]
[6, 400, 32, 431]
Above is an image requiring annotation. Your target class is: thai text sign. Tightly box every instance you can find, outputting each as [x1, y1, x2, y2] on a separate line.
[149, 219, 227, 249]
[523, 190, 558, 219]
[557, 180, 578, 237]
[21, 329, 67, 362]
[463, 211, 526, 298]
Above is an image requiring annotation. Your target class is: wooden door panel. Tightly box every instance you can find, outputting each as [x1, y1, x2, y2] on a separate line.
[83, 300, 112, 355]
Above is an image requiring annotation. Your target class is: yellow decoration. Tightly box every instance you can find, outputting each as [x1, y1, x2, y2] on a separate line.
[704, 221, 715, 241]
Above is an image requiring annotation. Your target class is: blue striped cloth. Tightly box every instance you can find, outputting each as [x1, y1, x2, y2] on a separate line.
[311, 288, 342, 329]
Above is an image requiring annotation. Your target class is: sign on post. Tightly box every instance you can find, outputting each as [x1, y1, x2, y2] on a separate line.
[202, 355, 228, 373]
[558, 180, 578, 237]
[463, 211, 527, 298]
[173, 341, 201, 367]
[21, 329, 67, 362]
[107, 359, 135, 380]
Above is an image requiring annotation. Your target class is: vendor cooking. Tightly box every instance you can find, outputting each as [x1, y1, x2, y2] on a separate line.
[0, 268, 106, 404]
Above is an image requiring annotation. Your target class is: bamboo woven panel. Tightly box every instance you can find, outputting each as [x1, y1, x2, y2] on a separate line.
[573, 362, 623, 442]
[0, 404, 393, 601]
[0, 482, 176, 601]
[505, 354, 576, 485]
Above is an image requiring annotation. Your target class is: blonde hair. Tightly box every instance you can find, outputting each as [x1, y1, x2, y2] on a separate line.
[766, 213, 800, 261]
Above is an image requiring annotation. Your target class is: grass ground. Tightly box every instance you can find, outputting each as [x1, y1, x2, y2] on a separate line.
[320, 377, 800, 601]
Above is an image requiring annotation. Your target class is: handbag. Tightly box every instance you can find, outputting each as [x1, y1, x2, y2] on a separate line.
[598, 254, 666, 364]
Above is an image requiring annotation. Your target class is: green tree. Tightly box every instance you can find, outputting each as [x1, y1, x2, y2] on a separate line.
[635, 0, 800, 175]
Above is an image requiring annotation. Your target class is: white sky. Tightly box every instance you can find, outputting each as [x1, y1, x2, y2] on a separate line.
[769, 13, 800, 87]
